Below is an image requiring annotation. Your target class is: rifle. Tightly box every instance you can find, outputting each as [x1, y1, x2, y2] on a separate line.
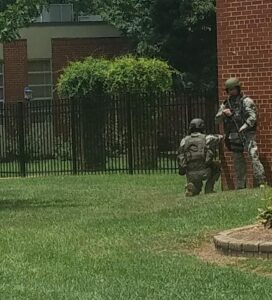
[229, 114, 246, 146]
[227, 98, 246, 146]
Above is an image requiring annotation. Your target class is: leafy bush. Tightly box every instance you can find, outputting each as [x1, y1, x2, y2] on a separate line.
[57, 56, 178, 98]
[258, 207, 272, 229]
[257, 190, 272, 229]
[57, 57, 110, 99]
[106, 56, 173, 94]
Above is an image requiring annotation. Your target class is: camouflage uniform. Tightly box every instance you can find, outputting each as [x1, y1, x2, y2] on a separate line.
[215, 79, 265, 189]
[177, 131, 222, 196]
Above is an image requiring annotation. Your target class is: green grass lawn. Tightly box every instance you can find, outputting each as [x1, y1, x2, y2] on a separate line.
[0, 174, 272, 299]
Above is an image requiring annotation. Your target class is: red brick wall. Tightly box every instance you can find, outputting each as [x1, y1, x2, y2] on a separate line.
[2, 37, 130, 103]
[3, 40, 28, 102]
[52, 37, 131, 94]
[217, 0, 272, 188]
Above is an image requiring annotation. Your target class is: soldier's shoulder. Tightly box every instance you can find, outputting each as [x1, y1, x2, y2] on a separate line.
[180, 136, 190, 146]
[242, 95, 255, 106]
[183, 135, 191, 140]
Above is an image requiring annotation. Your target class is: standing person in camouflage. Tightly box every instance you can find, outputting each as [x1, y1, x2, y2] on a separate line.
[177, 118, 222, 197]
[215, 77, 266, 189]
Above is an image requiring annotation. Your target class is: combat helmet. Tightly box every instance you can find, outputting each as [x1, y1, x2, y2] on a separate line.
[189, 118, 205, 133]
[225, 77, 241, 90]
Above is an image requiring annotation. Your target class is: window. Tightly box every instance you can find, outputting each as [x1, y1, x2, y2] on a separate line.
[36, 4, 74, 23]
[28, 60, 52, 122]
[28, 60, 52, 102]
[49, 4, 73, 22]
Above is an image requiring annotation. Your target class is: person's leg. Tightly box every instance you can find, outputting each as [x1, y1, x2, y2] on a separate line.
[232, 151, 247, 189]
[205, 162, 220, 193]
[186, 173, 203, 196]
[245, 133, 266, 186]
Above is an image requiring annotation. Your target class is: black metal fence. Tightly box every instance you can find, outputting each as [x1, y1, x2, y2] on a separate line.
[0, 91, 218, 177]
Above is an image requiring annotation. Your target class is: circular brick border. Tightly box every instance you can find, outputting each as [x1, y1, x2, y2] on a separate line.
[213, 225, 272, 259]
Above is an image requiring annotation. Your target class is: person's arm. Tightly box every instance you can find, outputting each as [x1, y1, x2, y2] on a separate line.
[205, 134, 223, 164]
[206, 134, 223, 148]
[215, 103, 227, 124]
[177, 138, 187, 175]
[239, 97, 257, 132]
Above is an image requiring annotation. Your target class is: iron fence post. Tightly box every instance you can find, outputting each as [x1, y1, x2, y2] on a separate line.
[71, 98, 77, 175]
[17, 101, 26, 177]
[126, 95, 133, 174]
[186, 94, 192, 129]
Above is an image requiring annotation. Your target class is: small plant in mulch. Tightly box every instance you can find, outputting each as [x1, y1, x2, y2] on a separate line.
[257, 207, 272, 229]
[257, 188, 272, 229]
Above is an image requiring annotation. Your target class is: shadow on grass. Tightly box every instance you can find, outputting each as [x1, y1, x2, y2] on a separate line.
[0, 198, 89, 210]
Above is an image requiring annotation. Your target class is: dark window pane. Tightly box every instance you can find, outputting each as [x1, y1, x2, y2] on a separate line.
[28, 60, 51, 72]
[29, 73, 52, 85]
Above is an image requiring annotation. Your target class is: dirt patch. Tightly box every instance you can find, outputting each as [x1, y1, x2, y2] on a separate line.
[192, 241, 245, 266]
[192, 240, 272, 278]
[230, 226, 272, 242]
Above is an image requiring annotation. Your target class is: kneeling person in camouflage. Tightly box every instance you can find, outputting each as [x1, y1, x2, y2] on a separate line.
[177, 119, 222, 197]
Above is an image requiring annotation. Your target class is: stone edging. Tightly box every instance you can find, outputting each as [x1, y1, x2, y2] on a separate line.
[213, 225, 272, 259]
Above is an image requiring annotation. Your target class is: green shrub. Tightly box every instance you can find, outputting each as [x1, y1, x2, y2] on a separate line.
[106, 56, 173, 94]
[57, 56, 177, 99]
[57, 57, 110, 98]
[258, 206, 272, 229]
[257, 190, 272, 229]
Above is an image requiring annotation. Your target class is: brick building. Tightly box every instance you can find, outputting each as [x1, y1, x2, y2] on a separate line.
[216, 0, 272, 188]
[0, 15, 130, 104]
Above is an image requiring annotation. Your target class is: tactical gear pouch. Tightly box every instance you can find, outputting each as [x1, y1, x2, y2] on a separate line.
[226, 132, 244, 152]
[178, 166, 186, 176]
[185, 134, 207, 172]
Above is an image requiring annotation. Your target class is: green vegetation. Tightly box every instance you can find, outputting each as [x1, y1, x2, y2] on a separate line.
[97, 0, 216, 90]
[0, 0, 45, 41]
[106, 56, 174, 94]
[258, 206, 272, 228]
[57, 57, 110, 98]
[0, 174, 271, 299]
[257, 192, 272, 228]
[57, 56, 175, 98]
[1, 0, 216, 89]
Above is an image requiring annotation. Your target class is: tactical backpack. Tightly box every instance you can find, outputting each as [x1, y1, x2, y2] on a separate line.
[184, 134, 212, 172]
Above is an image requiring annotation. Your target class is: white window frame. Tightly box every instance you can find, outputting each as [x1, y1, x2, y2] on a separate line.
[28, 59, 53, 102]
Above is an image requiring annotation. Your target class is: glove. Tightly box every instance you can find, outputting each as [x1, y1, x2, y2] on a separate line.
[178, 167, 186, 176]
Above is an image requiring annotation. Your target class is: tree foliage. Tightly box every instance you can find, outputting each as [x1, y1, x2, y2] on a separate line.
[96, 0, 216, 90]
[0, 0, 16, 12]
[0, 0, 216, 89]
[154, 0, 216, 90]
[0, 0, 47, 42]
[0, 0, 101, 42]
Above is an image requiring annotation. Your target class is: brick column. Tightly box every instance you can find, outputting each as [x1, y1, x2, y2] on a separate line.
[216, 0, 272, 188]
[3, 40, 28, 103]
[51, 37, 131, 95]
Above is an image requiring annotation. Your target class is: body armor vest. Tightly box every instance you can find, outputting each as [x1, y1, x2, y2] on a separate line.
[184, 134, 212, 172]
[223, 94, 256, 152]
[223, 94, 256, 133]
